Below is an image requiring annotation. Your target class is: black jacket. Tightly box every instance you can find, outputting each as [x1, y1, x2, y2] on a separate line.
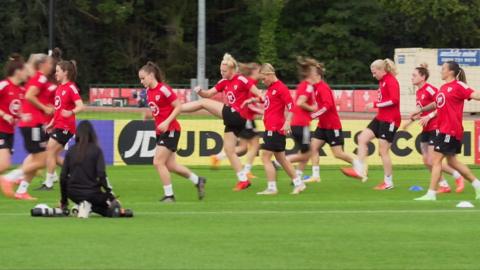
[60, 143, 114, 205]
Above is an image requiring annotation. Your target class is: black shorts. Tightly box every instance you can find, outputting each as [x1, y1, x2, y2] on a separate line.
[434, 133, 462, 155]
[290, 125, 311, 153]
[420, 130, 438, 146]
[261, 131, 286, 152]
[156, 130, 181, 152]
[367, 118, 398, 143]
[20, 125, 49, 154]
[0, 132, 14, 154]
[238, 120, 258, 140]
[50, 129, 74, 146]
[312, 128, 344, 146]
[222, 105, 246, 137]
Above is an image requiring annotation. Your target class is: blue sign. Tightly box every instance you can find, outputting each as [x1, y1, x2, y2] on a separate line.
[398, 55, 405, 64]
[437, 49, 480, 66]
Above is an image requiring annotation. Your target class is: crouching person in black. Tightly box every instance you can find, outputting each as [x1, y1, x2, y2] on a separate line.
[59, 120, 132, 218]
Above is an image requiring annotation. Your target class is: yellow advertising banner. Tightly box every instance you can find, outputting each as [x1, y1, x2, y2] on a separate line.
[113, 119, 476, 166]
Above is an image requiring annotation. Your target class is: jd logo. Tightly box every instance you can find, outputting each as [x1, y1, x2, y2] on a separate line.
[118, 120, 225, 164]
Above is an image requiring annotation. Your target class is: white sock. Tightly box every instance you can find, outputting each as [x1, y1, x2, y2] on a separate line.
[471, 179, 480, 189]
[267, 181, 277, 191]
[427, 189, 437, 198]
[244, 164, 252, 173]
[384, 175, 393, 186]
[295, 169, 303, 179]
[44, 172, 57, 188]
[353, 159, 364, 175]
[237, 171, 248, 182]
[439, 178, 449, 188]
[312, 166, 320, 178]
[293, 177, 303, 187]
[452, 170, 462, 179]
[216, 152, 227, 160]
[188, 173, 199, 185]
[163, 184, 174, 196]
[16, 180, 29, 194]
[4, 169, 24, 182]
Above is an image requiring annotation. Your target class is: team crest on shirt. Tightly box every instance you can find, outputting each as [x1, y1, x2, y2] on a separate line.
[447, 87, 452, 92]
[9, 99, 21, 115]
[421, 94, 425, 100]
[148, 101, 159, 116]
[54, 96, 61, 109]
[155, 95, 160, 101]
[234, 85, 238, 90]
[436, 93, 446, 108]
[377, 92, 382, 102]
[272, 90, 277, 95]
[227, 92, 236, 104]
[62, 90, 66, 96]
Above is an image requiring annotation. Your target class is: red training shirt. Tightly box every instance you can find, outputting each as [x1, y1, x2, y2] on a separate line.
[291, 80, 315, 127]
[416, 83, 438, 132]
[0, 79, 24, 134]
[373, 73, 401, 127]
[147, 82, 181, 134]
[311, 81, 342, 130]
[52, 81, 81, 134]
[263, 80, 293, 134]
[19, 71, 56, 127]
[214, 74, 254, 119]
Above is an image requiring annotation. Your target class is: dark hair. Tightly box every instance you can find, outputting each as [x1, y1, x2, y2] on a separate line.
[415, 62, 429, 81]
[140, 61, 164, 82]
[445, 61, 466, 83]
[57, 60, 77, 81]
[4, 53, 24, 77]
[48, 48, 63, 82]
[74, 120, 98, 163]
[297, 56, 325, 79]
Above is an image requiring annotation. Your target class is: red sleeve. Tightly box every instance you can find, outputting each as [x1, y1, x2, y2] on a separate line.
[214, 79, 227, 92]
[457, 81, 475, 100]
[29, 75, 47, 90]
[238, 75, 253, 91]
[317, 85, 334, 110]
[161, 85, 177, 104]
[389, 78, 400, 105]
[281, 86, 293, 111]
[295, 82, 308, 99]
[70, 85, 81, 102]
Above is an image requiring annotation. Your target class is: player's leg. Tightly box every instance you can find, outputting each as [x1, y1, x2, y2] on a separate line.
[225, 131, 250, 191]
[243, 136, 260, 178]
[423, 143, 451, 193]
[257, 149, 278, 195]
[304, 138, 325, 183]
[356, 128, 375, 176]
[330, 145, 353, 164]
[445, 155, 480, 199]
[374, 139, 394, 190]
[153, 145, 176, 202]
[45, 136, 66, 187]
[274, 151, 306, 194]
[415, 151, 445, 200]
[0, 149, 11, 174]
[166, 153, 206, 200]
[181, 99, 223, 118]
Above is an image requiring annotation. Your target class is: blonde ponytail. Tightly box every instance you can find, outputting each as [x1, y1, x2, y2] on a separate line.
[221, 53, 238, 72]
[370, 58, 397, 75]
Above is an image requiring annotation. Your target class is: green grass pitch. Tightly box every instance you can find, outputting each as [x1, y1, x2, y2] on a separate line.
[1, 165, 480, 270]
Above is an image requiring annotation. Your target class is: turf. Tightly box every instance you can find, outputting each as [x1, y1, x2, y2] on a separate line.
[1, 165, 480, 270]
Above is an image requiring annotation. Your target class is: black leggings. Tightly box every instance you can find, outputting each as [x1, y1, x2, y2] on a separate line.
[68, 190, 112, 217]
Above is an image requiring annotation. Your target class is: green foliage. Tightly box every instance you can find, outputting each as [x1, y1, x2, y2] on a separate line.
[0, 0, 479, 88]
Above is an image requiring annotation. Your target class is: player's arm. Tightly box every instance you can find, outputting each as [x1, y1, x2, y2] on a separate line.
[194, 86, 218, 98]
[96, 149, 115, 200]
[249, 84, 264, 100]
[374, 82, 399, 108]
[0, 109, 14, 124]
[311, 88, 332, 119]
[158, 99, 181, 133]
[26, 86, 53, 115]
[470, 90, 480, 100]
[297, 95, 316, 112]
[281, 89, 294, 133]
[410, 102, 436, 120]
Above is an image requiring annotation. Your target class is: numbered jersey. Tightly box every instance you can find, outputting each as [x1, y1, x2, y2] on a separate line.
[416, 83, 438, 132]
[53, 81, 81, 134]
[0, 79, 24, 133]
[435, 80, 474, 141]
[147, 83, 180, 135]
[214, 74, 254, 119]
[263, 80, 293, 134]
[19, 71, 56, 127]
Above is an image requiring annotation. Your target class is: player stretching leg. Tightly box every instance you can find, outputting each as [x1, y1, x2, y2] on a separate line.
[252, 64, 306, 195]
[342, 59, 401, 190]
[405, 63, 464, 193]
[414, 61, 480, 201]
[139, 62, 206, 202]
[181, 53, 262, 191]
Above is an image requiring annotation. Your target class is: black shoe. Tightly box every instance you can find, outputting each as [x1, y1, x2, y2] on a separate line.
[196, 177, 207, 200]
[34, 184, 53, 191]
[159, 195, 176, 203]
[108, 199, 122, 217]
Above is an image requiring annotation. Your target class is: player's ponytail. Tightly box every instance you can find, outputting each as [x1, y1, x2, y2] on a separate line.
[297, 56, 325, 79]
[221, 53, 238, 72]
[371, 58, 398, 76]
[140, 61, 164, 82]
[48, 47, 63, 82]
[415, 62, 429, 81]
[239, 62, 260, 77]
[74, 120, 99, 164]
[57, 60, 77, 81]
[4, 53, 25, 77]
[260, 63, 275, 75]
[446, 61, 467, 83]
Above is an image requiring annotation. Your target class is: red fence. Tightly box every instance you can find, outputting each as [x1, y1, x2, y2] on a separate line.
[89, 87, 377, 113]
